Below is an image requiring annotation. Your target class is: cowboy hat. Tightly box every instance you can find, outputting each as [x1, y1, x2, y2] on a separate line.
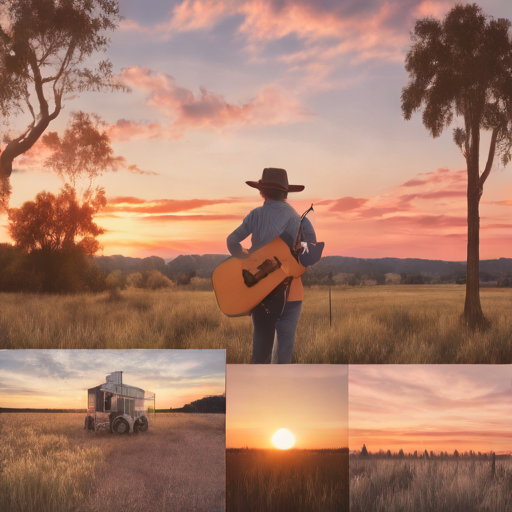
[246, 168, 305, 193]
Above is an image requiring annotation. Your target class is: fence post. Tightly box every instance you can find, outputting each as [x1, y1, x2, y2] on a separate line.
[329, 286, 332, 327]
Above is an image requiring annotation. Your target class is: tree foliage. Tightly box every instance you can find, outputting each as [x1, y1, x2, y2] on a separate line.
[8, 184, 106, 254]
[6, 185, 106, 292]
[401, 4, 512, 165]
[43, 110, 121, 189]
[0, 0, 126, 200]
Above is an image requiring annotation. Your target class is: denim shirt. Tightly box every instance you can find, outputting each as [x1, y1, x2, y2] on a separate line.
[227, 200, 316, 257]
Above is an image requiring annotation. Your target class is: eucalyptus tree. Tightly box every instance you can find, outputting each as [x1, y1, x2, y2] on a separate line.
[0, 0, 126, 202]
[401, 4, 512, 329]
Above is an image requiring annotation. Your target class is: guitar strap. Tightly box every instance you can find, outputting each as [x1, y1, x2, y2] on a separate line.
[293, 203, 315, 255]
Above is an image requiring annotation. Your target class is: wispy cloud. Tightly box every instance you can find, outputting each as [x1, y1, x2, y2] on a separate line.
[349, 365, 512, 453]
[0, 350, 226, 409]
[110, 66, 314, 141]
[104, 196, 239, 215]
[120, 0, 454, 82]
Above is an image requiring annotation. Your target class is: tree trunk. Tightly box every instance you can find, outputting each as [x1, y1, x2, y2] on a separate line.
[463, 130, 489, 330]
[464, 187, 487, 329]
[1, 115, 54, 178]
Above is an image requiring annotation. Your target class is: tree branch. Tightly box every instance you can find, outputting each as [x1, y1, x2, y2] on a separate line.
[27, 50, 49, 118]
[479, 126, 500, 188]
[23, 87, 36, 124]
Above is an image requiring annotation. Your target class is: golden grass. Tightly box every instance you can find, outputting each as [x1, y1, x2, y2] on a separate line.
[350, 458, 512, 512]
[0, 413, 225, 512]
[0, 285, 511, 363]
[226, 449, 349, 512]
[0, 413, 104, 512]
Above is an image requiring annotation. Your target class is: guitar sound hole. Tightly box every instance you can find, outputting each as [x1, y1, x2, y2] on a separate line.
[242, 257, 282, 287]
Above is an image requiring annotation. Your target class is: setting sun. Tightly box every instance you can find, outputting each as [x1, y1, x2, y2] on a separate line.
[272, 428, 296, 450]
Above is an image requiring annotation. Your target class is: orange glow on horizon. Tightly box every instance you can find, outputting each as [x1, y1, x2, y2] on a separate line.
[227, 365, 348, 450]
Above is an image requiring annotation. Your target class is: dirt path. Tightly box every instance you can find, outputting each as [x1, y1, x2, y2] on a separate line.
[82, 414, 225, 512]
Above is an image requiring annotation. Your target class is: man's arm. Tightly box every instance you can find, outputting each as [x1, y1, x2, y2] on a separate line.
[227, 213, 252, 258]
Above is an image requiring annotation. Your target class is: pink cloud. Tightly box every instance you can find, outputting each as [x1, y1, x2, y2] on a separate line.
[375, 214, 467, 228]
[121, 0, 454, 66]
[327, 196, 368, 212]
[401, 168, 465, 188]
[113, 66, 313, 140]
[108, 119, 172, 142]
[138, 214, 243, 222]
[108, 196, 147, 205]
[357, 207, 402, 219]
[104, 196, 239, 215]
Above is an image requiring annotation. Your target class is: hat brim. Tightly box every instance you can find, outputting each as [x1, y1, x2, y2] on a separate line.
[246, 181, 305, 193]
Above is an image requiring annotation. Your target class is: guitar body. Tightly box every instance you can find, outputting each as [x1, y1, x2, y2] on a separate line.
[212, 237, 306, 317]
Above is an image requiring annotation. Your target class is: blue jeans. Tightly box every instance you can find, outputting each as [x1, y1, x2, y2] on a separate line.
[251, 300, 302, 364]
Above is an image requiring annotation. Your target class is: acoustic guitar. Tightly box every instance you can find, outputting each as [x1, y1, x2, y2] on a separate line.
[212, 237, 306, 317]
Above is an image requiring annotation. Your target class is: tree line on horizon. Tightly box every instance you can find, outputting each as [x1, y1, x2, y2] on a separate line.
[168, 394, 226, 414]
[356, 444, 507, 460]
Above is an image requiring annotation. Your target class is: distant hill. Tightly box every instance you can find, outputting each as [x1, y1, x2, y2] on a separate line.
[95, 254, 228, 279]
[166, 254, 228, 279]
[307, 256, 512, 276]
[95, 253, 512, 280]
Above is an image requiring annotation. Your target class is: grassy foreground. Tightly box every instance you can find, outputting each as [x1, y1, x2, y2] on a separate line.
[0, 285, 511, 363]
[350, 458, 512, 512]
[227, 449, 349, 512]
[0, 413, 225, 512]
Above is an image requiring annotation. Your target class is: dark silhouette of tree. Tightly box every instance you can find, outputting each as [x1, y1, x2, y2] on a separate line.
[360, 444, 368, 456]
[0, 0, 127, 202]
[423, 449, 429, 459]
[8, 185, 105, 255]
[398, 449, 405, 459]
[5, 110, 119, 292]
[401, 4, 512, 330]
[454, 449, 460, 458]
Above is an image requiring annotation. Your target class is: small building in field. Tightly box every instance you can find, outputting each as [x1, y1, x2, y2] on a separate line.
[85, 371, 155, 434]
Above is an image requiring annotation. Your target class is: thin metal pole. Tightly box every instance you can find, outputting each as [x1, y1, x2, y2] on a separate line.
[329, 286, 332, 327]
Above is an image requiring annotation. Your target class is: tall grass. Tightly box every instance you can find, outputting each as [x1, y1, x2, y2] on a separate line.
[0, 413, 226, 512]
[0, 414, 104, 512]
[0, 285, 511, 362]
[350, 458, 512, 512]
[226, 449, 349, 512]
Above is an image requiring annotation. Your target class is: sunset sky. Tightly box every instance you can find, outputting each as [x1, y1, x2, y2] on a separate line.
[349, 365, 512, 455]
[226, 364, 348, 449]
[0, 349, 225, 409]
[1, 0, 511, 260]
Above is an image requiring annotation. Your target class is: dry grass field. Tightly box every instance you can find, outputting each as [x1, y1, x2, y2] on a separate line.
[0, 285, 511, 363]
[226, 449, 349, 512]
[350, 458, 512, 512]
[0, 413, 225, 512]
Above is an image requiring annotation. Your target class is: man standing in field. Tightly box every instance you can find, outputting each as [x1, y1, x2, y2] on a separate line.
[227, 168, 316, 364]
